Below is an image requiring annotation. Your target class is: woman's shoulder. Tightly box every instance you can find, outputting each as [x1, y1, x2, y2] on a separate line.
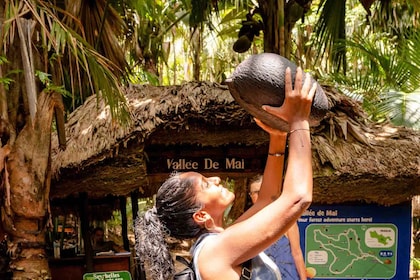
[191, 233, 220, 280]
[191, 233, 218, 252]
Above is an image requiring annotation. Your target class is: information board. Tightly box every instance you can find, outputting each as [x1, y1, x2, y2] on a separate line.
[297, 202, 411, 279]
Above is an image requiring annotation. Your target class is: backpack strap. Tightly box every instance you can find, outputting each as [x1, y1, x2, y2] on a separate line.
[176, 255, 192, 267]
[240, 258, 252, 280]
[174, 255, 195, 280]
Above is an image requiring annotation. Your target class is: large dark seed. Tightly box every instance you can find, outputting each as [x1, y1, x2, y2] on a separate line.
[225, 53, 330, 131]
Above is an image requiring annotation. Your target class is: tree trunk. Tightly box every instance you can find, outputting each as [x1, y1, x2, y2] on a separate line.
[259, 0, 284, 55]
[259, 0, 308, 59]
[2, 91, 62, 279]
[191, 26, 202, 81]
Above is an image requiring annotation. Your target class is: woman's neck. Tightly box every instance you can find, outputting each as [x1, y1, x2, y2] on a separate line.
[211, 215, 225, 232]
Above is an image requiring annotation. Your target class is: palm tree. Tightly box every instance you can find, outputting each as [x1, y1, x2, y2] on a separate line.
[210, 0, 312, 58]
[0, 0, 131, 278]
[311, 0, 420, 128]
[126, 0, 187, 84]
[328, 29, 420, 128]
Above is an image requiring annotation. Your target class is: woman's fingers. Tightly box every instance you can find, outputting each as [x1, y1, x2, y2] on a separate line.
[254, 118, 273, 132]
[308, 81, 317, 101]
[294, 67, 303, 96]
[254, 118, 287, 136]
[261, 104, 283, 119]
[262, 68, 316, 124]
[285, 67, 292, 96]
[301, 72, 312, 96]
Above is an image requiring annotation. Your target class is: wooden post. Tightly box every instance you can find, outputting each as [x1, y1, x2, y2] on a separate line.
[130, 190, 146, 280]
[119, 196, 129, 251]
[79, 192, 94, 272]
[131, 190, 139, 221]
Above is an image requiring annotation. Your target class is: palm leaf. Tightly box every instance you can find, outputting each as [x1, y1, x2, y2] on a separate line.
[330, 27, 420, 128]
[16, 17, 38, 124]
[341, 32, 420, 92]
[2, 0, 131, 122]
[312, 0, 347, 73]
[374, 89, 420, 129]
[60, 0, 129, 78]
[371, 0, 420, 34]
[398, 29, 420, 91]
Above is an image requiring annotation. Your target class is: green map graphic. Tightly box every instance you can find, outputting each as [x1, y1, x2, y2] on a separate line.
[305, 224, 397, 279]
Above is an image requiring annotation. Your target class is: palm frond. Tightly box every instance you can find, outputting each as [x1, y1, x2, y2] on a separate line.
[397, 29, 420, 92]
[371, 0, 420, 34]
[330, 67, 385, 103]
[65, 28, 130, 121]
[60, 0, 129, 78]
[312, 0, 347, 73]
[16, 17, 37, 124]
[329, 27, 420, 128]
[2, 0, 131, 122]
[374, 89, 420, 129]
[343, 32, 420, 93]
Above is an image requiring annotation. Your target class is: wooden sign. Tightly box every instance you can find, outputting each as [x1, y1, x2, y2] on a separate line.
[83, 271, 132, 280]
[145, 144, 267, 174]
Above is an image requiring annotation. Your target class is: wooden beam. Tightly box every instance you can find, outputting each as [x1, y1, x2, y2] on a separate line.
[79, 192, 94, 272]
[119, 196, 129, 251]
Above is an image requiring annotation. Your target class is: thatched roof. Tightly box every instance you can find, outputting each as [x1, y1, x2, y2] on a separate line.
[51, 82, 420, 206]
[413, 196, 420, 216]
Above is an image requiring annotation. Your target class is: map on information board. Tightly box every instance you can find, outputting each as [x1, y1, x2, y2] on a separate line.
[305, 224, 397, 279]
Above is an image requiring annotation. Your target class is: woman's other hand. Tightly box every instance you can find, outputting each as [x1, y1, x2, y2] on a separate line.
[262, 67, 316, 127]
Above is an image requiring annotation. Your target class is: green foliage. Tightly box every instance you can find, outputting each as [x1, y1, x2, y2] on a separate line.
[123, 0, 254, 85]
[306, 0, 420, 129]
[0, 56, 20, 90]
[223, 178, 236, 226]
[325, 28, 420, 129]
[312, 0, 347, 73]
[412, 257, 420, 271]
[374, 90, 420, 129]
[2, 0, 132, 123]
[107, 197, 155, 233]
[118, 0, 420, 128]
[125, 0, 189, 83]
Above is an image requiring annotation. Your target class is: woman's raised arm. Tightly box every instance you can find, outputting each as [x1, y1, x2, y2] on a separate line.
[197, 67, 316, 279]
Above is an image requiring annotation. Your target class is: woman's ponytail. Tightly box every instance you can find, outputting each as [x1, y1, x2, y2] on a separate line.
[135, 207, 174, 280]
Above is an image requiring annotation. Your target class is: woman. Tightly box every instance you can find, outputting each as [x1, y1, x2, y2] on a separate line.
[135, 67, 316, 280]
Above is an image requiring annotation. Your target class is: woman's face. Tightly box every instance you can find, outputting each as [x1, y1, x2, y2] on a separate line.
[249, 181, 261, 204]
[181, 172, 235, 213]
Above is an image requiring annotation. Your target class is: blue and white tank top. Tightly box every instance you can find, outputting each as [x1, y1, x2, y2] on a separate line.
[264, 235, 299, 280]
[191, 233, 282, 280]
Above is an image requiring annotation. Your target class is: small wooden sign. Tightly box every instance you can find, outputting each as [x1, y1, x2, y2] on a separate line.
[83, 271, 132, 280]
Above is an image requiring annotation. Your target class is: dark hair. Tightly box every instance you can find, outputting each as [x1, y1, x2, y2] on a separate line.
[134, 173, 205, 280]
[248, 174, 262, 190]
[92, 227, 104, 234]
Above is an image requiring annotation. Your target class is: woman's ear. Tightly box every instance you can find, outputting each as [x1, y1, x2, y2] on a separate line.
[193, 210, 209, 224]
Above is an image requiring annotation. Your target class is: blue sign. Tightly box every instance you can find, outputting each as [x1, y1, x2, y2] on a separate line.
[297, 202, 411, 279]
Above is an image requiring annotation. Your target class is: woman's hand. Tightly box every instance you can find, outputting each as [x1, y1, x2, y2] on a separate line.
[254, 118, 287, 157]
[262, 67, 316, 128]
